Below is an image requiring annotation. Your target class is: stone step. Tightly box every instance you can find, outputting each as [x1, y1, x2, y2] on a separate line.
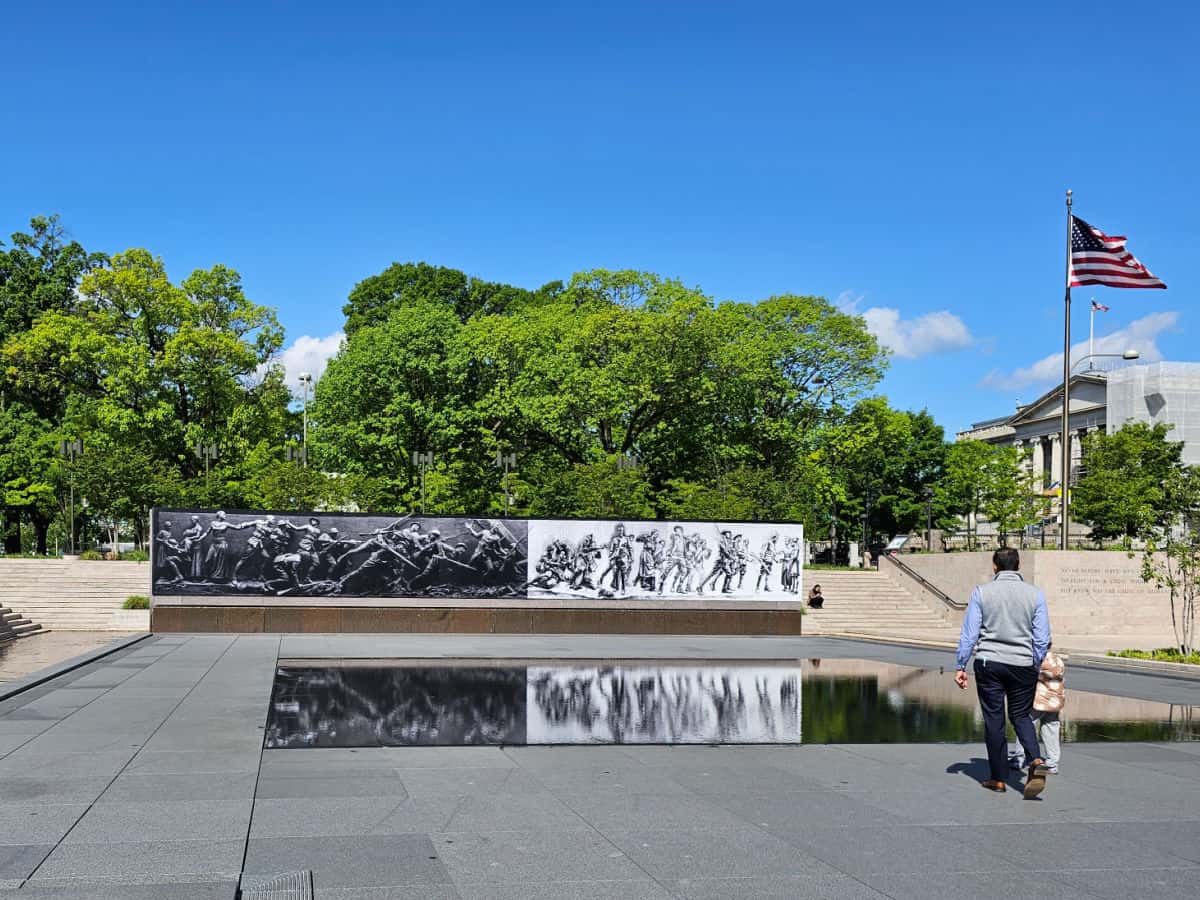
[13, 622, 44, 636]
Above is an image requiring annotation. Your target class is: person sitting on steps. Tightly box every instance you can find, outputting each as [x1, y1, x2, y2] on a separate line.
[807, 584, 824, 609]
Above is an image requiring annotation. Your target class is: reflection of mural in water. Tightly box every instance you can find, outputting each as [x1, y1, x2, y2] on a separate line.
[265, 667, 526, 748]
[527, 666, 801, 744]
[262, 662, 1200, 749]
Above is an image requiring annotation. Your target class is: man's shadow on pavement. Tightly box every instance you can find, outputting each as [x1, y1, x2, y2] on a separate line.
[946, 758, 1034, 795]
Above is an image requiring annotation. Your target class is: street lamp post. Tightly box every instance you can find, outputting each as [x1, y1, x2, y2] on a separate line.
[494, 451, 518, 515]
[924, 485, 934, 552]
[1070, 349, 1139, 374]
[412, 450, 434, 514]
[58, 439, 83, 556]
[814, 375, 840, 560]
[297, 372, 313, 467]
[194, 441, 218, 492]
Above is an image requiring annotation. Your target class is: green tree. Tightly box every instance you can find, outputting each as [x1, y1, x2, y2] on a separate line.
[3, 247, 290, 537]
[0, 215, 105, 551]
[943, 440, 1001, 550]
[1140, 465, 1200, 654]
[1073, 422, 1187, 547]
[979, 446, 1047, 547]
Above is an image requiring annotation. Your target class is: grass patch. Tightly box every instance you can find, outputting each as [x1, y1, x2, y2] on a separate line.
[122, 595, 151, 610]
[1109, 648, 1200, 665]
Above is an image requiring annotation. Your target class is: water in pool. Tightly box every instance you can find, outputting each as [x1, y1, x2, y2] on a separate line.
[264, 658, 1199, 749]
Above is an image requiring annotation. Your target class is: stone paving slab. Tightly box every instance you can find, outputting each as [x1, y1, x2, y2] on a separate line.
[242, 835, 452, 891]
[30, 839, 246, 882]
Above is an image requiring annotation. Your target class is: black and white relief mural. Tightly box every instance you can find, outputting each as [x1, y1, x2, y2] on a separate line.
[151, 509, 527, 598]
[151, 509, 802, 601]
[526, 519, 804, 601]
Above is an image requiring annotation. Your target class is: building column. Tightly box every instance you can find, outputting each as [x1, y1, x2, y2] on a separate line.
[1031, 439, 1044, 486]
[1050, 433, 1062, 487]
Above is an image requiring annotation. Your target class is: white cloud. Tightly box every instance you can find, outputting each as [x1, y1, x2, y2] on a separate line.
[275, 331, 345, 396]
[980, 311, 1178, 391]
[836, 291, 975, 359]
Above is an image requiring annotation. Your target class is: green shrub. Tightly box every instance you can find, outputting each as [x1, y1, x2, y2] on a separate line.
[122, 595, 151, 610]
[79, 549, 104, 560]
[1109, 648, 1200, 665]
[119, 549, 150, 562]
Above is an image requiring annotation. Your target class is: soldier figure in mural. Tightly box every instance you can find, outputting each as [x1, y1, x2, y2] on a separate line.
[635, 528, 664, 591]
[464, 519, 518, 579]
[232, 514, 281, 584]
[598, 523, 634, 594]
[181, 515, 205, 579]
[756, 533, 780, 591]
[529, 538, 572, 590]
[313, 527, 355, 582]
[289, 517, 323, 583]
[410, 529, 469, 590]
[734, 533, 750, 590]
[657, 526, 689, 595]
[569, 533, 603, 591]
[335, 529, 415, 595]
[699, 530, 737, 595]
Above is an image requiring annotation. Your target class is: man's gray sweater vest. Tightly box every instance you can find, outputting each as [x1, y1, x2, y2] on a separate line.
[975, 571, 1040, 666]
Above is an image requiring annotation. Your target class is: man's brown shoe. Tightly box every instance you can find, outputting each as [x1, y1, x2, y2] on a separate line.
[1024, 759, 1047, 799]
[981, 780, 1007, 792]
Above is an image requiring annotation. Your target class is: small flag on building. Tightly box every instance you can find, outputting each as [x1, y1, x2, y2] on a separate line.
[1070, 216, 1166, 289]
[1090, 299, 1110, 312]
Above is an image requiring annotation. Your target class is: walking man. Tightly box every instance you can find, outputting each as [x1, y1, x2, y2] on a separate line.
[954, 547, 1051, 798]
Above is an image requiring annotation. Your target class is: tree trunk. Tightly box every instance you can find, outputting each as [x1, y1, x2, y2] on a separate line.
[31, 513, 49, 556]
[3, 507, 20, 554]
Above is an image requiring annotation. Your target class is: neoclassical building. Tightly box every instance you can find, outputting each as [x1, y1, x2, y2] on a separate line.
[957, 373, 1106, 490]
[957, 362, 1200, 488]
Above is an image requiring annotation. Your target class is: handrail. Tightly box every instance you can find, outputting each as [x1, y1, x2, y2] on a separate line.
[879, 553, 967, 611]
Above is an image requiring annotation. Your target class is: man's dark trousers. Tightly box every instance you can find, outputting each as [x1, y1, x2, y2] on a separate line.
[974, 658, 1041, 781]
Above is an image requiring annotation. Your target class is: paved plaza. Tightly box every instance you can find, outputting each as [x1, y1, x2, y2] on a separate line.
[1, 633, 1198, 899]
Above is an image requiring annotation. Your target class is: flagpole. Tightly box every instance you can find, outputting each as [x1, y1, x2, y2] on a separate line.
[1089, 300, 1094, 367]
[1060, 189, 1073, 550]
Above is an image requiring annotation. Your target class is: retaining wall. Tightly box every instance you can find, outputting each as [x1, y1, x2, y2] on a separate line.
[899, 550, 1178, 643]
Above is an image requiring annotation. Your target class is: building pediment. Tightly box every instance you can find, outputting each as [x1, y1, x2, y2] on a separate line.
[1009, 375, 1106, 427]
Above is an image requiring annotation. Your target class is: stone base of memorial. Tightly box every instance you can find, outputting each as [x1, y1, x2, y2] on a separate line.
[150, 508, 805, 635]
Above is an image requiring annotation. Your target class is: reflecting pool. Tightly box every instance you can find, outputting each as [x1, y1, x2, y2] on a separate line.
[264, 658, 1200, 749]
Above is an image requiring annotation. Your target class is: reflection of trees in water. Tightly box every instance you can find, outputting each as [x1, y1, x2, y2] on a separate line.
[529, 668, 800, 743]
[265, 667, 526, 748]
[1065, 704, 1200, 742]
[803, 677, 980, 743]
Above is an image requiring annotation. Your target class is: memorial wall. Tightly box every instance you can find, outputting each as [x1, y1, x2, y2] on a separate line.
[150, 509, 804, 604]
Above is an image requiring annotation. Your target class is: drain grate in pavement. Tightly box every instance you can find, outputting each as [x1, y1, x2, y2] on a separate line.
[240, 870, 314, 899]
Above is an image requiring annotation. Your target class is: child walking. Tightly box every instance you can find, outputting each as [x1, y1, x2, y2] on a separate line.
[1010, 644, 1065, 775]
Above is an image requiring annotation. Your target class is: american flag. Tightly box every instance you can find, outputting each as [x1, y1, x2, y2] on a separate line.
[1090, 299, 1110, 312]
[1070, 216, 1166, 289]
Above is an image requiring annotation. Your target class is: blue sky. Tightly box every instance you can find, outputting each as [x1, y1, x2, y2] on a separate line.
[2, 1, 1196, 435]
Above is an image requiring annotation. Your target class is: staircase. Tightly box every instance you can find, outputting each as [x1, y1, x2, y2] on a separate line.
[1, 604, 44, 639]
[800, 569, 961, 640]
[0, 559, 150, 631]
